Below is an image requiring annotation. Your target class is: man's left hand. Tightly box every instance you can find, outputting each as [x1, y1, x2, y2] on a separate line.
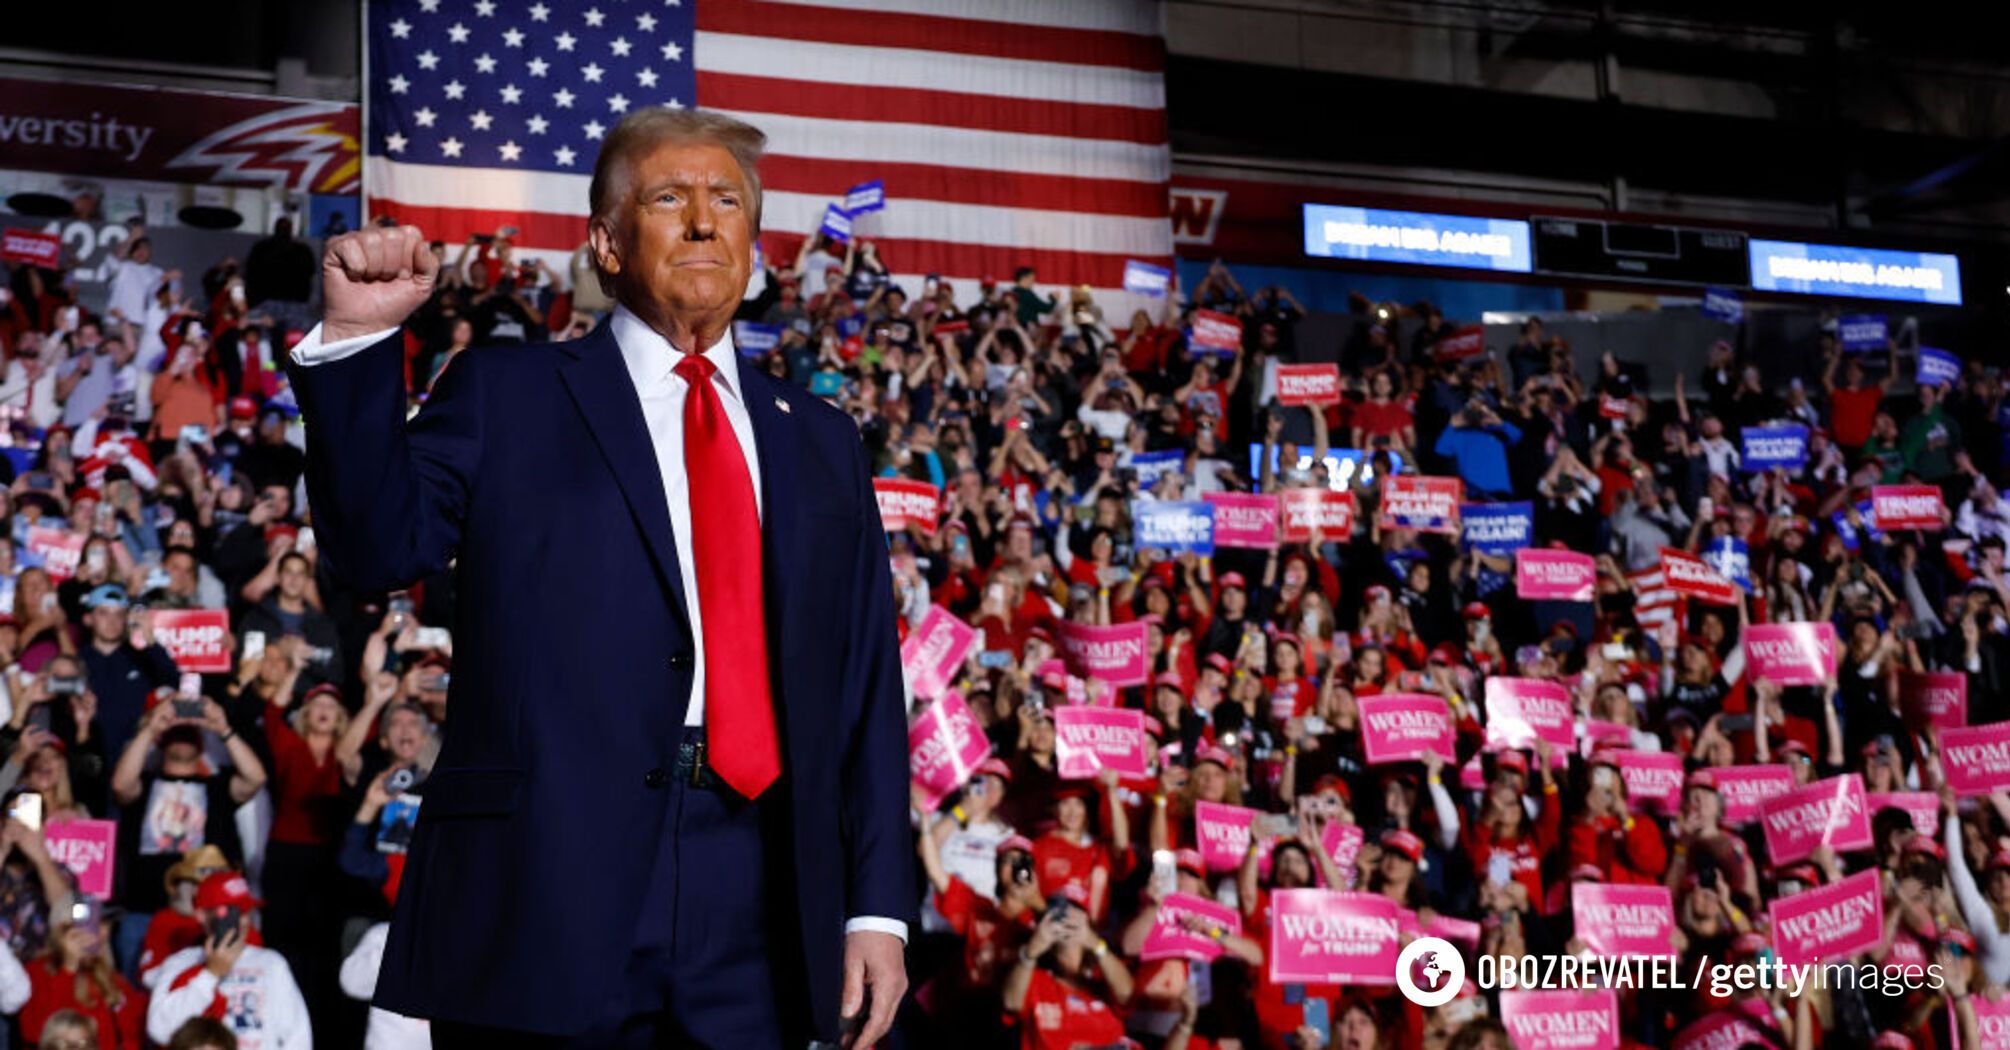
[840, 930, 906, 1049]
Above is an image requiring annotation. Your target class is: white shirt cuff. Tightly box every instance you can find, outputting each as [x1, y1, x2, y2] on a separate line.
[291, 322, 400, 367]
[845, 917, 908, 943]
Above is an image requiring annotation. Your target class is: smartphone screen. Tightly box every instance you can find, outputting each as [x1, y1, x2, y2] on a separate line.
[1303, 999, 1330, 1047]
[1151, 850, 1177, 899]
[9, 792, 42, 833]
[244, 631, 266, 661]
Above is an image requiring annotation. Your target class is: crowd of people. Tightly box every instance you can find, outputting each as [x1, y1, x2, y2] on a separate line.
[0, 196, 2006, 1050]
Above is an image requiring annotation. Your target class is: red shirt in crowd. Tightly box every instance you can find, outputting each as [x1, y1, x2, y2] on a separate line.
[1462, 789, 1564, 908]
[936, 877, 1037, 992]
[1567, 814, 1669, 885]
[1830, 385, 1883, 448]
[263, 706, 347, 846]
[1018, 967, 1126, 1050]
[22, 958, 147, 1050]
[1033, 831, 1112, 923]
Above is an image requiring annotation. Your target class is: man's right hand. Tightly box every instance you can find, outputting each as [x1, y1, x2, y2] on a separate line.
[322, 225, 440, 344]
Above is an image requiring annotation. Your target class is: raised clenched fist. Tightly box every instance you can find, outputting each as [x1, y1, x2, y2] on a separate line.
[322, 225, 441, 343]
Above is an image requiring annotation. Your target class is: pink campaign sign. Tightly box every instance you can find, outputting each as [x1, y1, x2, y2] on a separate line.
[1139, 892, 1242, 962]
[1267, 889, 1400, 986]
[1941, 721, 2010, 797]
[1899, 671, 1967, 730]
[1673, 1006, 1782, 1050]
[1195, 801, 1256, 873]
[1321, 821, 1364, 889]
[1357, 693, 1454, 764]
[1517, 549, 1596, 602]
[1053, 706, 1148, 779]
[1758, 775, 1873, 865]
[1500, 990, 1621, 1050]
[1769, 868, 1884, 965]
[1397, 908, 1481, 954]
[899, 605, 977, 700]
[1972, 996, 2010, 1049]
[1866, 792, 1941, 836]
[1617, 751, 1685, 814]
[1572, 884, 1676, 958]
[1484, 677, 1574, 752]
[1714, 765, 1797, 825]
[907, 691, 991, 811]
[1204, 492, 1279, 550]
[1056, 621, 1149, 687]
[1744, 622, 1836, 686]
[44, 819, 116, 899]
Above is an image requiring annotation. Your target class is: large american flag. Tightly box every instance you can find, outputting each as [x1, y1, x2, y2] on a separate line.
[364, 0, 1173, 312]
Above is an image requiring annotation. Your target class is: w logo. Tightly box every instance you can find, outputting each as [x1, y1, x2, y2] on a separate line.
[167, 103, 361, 195]
[1170, 188, 1227, 245]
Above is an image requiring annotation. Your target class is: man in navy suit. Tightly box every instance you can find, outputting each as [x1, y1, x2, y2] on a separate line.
[289, 108, 912, 1047]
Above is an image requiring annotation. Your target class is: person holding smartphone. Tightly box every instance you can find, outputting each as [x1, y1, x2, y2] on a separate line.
[914, 824, 1042, 1039]
[147, 871, 310, 1047]
[21, 897, 139, 1050]
[1002, 887, 1134, 1050]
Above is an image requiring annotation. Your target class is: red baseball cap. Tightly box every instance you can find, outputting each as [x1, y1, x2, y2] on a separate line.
[229, 396, 258, 420]
[1463, 602, 1492, 620]
[1154, 671, 1184, 690]
[1903, 836, 1946, 861]
[1054, 883, 1090, 909]
[1494, 751, 1529, 775]
[1569, 863, 1605, 881]
[1311, 774, 1351, 803]
[998, 834, 1035, 856]
[974, 757, 1013, 783]
[194, 870, 262, 912]
[1364, 584, 1392, 603]
[1175, 848, 1206, 878]
[1218, 572, 1247, 590]
[1685, 769, 1719, 792]
[1872, 1033, 1915, 1050]
[1195, 745, 1234, 770]
[1986, 849, 2010, 873]
[1380, 829, 1425, 862]
[1203, 653, 1234, 675]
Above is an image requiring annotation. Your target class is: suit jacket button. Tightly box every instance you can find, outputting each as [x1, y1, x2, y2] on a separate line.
[643, 768, 669, 789]
[667, 653, 692, 671]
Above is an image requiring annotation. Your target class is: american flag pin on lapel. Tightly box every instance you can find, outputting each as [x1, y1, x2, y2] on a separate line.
[774, 397, 791, 414]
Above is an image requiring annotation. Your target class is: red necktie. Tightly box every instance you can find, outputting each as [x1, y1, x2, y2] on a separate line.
[674, 354, 781, 798]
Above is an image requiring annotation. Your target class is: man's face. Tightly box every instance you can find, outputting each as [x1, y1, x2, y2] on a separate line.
[592, 140, 754, 335]
[278, 558, 309, 599]
[89, 603, 127, 643]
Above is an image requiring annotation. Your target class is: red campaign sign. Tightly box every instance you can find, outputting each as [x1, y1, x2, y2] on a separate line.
[931, 318, 970, 335]
[1278, 488, 1356, 543]
[1378, 475, 1463, 534]
[1714, 765, 1798, 825]
[1433, 325, 1486, 362]
[1598, 394, 1632, 421]
[1188, 310, 1243, 353]
[1899, 671, 1966, 730]
[1516, 549, 1595, 602]
[1, 229, 61, 268]
[0, 75, 359, 195]
[1768, 869, 1884, 965]
[872, 478, 939, 535]
[150, 609, 232, 673]
[1871, 485, 1946, 531]
[1659, 547, 1738, 605]
[1941, 721, 2010, 797]
[1275, 364, 1342, 406]
[26, 527, 85, 582]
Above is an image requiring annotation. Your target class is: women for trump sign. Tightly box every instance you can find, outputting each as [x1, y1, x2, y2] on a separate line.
[1571, 884, 1675, 958]
[899, 605, 977, 700]
[1358, 693, 1455, 764]
[1941, 722, 2010, 797]
[1267, 890, 1400, 985]
[1204, 492, 1279, 549]
[1768, 869, 1883, 965]
[1744, 622, 1836, 686]
[1757, 775, 1873, 865]
[1516, 550, 1595, 602]
[1056, 621, 1149, 687]
[1484, 677, 1573, 752]
[1500, 990, 1621, 1050]
[1053, 706, 1148, 779]
[907, 691, 990, 811]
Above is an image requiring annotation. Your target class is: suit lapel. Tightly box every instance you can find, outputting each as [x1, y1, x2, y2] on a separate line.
[736, 358, 806, 726]
[557, 325, 692, 631]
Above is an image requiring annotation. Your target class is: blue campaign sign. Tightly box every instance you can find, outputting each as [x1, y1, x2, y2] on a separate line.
[844, 180, 886, 214]
[809, 371, 844, 397]
[1131, 450, 1187, 490]
[1748, 239, 1963, 306]
[821, 204, 854, 243]
[732, 321, 783, 355]
[1704, 537, 1751, 591]
[1917, 346, 1962, 387]
[1460, 501, 1534, 556]
[1740, 425, 1809, 471]
[1831, 499, 1883, 552]
[1133, 500, 1215, 554]
[1123, 259, 1171, 298]
[1302, 204, 1533, 273]
[1702, 287, 1743, 324]
[1837, 314, 1888, 352]
[837, 316, 865, 338]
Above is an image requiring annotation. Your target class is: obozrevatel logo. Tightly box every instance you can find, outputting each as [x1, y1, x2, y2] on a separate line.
[1396, 936, 1465, 1007]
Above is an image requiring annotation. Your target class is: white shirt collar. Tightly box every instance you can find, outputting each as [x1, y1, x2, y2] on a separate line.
[610, 303, 743, 403]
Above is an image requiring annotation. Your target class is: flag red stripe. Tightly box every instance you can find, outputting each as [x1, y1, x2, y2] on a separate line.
[369, 198, 1168, 290]
[698, 71, 1168, 145]
[757, 155, 1168, 218]
[695, 0, 1166, 72]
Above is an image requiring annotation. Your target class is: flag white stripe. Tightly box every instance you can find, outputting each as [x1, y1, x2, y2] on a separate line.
[367, 161, 1169, 257]
[714, 109, 1170, 183]
[694, 31, 1165, 110]
[752, 0, 1164, 37]
[765, 190, 1169, 256]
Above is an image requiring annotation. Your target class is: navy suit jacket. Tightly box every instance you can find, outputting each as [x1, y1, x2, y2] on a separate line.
[290, 321, 915, 1038]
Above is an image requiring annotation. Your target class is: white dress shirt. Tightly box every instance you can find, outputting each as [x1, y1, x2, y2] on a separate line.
[291, 316, 907, 942]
